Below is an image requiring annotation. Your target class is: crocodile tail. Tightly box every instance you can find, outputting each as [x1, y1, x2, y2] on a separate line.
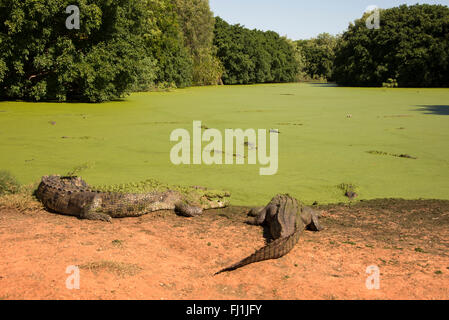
[215, 226, 303, 275]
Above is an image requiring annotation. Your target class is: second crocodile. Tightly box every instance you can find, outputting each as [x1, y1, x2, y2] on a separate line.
[215, 194, 323, 274]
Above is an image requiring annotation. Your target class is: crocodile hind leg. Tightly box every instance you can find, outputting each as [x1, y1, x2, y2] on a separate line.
[175, 201, 203, 217]
[80, 195, 112, 222]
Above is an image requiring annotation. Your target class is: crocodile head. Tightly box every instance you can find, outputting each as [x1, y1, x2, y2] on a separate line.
[183, 189, 231, 210]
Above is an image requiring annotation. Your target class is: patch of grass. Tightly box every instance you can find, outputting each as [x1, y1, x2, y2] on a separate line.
[414, 247, 425, 253]
[337, 183, 358, 195]
[0, 183, 42, 213]
[0, 170, 20, 195]
[79, 260, 142, 277]
[434, 270, 443, 275]
[66, 163, 95, 177]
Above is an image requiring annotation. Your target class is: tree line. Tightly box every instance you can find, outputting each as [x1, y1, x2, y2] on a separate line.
[0, 2, 448, 102]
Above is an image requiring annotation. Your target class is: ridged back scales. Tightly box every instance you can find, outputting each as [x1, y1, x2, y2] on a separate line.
[216, 194, 305, 274]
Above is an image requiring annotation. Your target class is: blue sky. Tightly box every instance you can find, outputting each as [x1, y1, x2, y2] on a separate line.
[209, 0, 449, 40]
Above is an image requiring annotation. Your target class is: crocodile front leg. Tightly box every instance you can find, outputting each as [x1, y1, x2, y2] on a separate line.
[300, 206, 323, 231]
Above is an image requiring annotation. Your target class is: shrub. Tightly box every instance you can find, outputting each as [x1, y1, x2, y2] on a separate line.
[382, 78, 398, 88]
[0, 0, 158, 102]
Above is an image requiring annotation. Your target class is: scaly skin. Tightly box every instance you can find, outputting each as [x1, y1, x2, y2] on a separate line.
[36, 175, 230, 222]
[216, 194, 322, 274]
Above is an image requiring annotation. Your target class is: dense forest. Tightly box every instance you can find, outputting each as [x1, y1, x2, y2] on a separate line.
[0, 1, 448, 102]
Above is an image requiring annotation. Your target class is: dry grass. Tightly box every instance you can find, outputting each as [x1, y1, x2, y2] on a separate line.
[79, 260, 142, 277]
[0, 184, 42, 213]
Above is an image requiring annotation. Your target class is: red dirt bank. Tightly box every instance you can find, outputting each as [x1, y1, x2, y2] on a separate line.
[0, 200, 448, 300]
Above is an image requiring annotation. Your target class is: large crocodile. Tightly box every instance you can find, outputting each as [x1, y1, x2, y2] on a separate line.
[216, 194, 323, 274]
[36, 175, 230, 222]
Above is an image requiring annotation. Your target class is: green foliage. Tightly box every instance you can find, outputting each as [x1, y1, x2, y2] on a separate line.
[0, 1, 298, 96]
[175, 0, 222, 85]
[334, 4, 449, 87]
[0, 170, 20, 195]
[143, 0, 193, 89]
[175, 0, 215, 56]
[192, 47, 224, 86]
[0, 0, 158, 102]
[213, 17, 299, 85]
[382, 78, 398, 88]
[294, 33, 338, 81]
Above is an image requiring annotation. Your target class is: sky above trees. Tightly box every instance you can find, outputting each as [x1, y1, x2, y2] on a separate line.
[209, 0, 449, 40]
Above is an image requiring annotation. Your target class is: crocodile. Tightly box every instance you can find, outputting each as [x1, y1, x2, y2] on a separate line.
[215, 194, 322, 274]
[36, 175, 230, 222]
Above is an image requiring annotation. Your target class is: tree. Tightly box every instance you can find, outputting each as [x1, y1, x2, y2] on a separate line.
[334, 4, 449, 87]
[294, 33, 338, 81]
[213, 17, 299, 85]
[174, 0, 222, 85]
[143, 0, 193, 89]
[0, 0, 158, 102]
